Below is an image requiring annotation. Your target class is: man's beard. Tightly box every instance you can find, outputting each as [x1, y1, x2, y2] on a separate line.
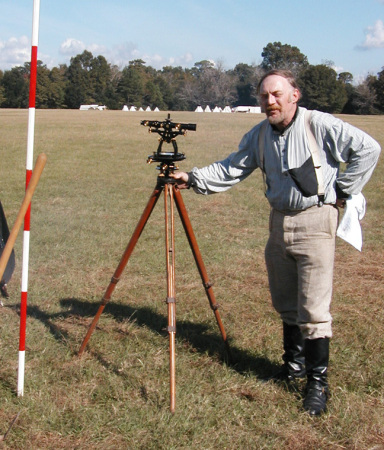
[266, 106, 283, 125]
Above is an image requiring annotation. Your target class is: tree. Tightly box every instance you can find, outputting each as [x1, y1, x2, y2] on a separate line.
[180, 61, 211, 107]
[1, 43, 383, 114]
[190, 59, 215, 77]
[65, 50, 94, 108]
[299, 64, 347, 113]
[211, 61, 237, 106]
[90, 55, 112, 106]
[159, 66, 191, 110]
[152, 74, 173, 110]
[47, 65, 67, 108]
[20, 60, 65, 109]
[144, 79, 164, 109]
[337, 72, 356, 114]
[338, 72, 353, 84]
[373, 67, 384, 113]
[1, 66, 29, 108]
[181, 60, 236, 108]
[351, 78, 379, 114]
[34, 61, 52, 108]
[0, 70, 5, 106]
[116, 61, 146, 107]
[261, 42, 309, 75]
[231, 63, 263, 106]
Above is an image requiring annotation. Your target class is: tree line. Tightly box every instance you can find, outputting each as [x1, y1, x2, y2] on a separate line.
[0, 42, 383, 114]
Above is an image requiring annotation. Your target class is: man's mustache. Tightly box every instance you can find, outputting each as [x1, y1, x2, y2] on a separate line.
[266, 106, 281, 112]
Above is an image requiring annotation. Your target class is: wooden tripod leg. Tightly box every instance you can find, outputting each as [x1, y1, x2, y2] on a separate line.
[173, 186, 231, 360]
[164, 184, 176, 413]
[78, 184, 163, 355]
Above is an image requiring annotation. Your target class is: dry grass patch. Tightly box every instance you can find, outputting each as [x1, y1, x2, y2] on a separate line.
[0, 109, 383, 449]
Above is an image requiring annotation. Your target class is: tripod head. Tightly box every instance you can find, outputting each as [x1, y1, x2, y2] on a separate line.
[142, 114, 196, 180]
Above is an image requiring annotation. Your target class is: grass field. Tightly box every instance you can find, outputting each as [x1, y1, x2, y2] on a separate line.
[0, 108, 383, 449]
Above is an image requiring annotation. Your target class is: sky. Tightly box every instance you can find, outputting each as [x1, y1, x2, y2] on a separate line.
[1, 0, 384, 83]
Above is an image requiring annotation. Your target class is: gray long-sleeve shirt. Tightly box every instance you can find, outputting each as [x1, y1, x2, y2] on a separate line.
[190, 107, 381, 211]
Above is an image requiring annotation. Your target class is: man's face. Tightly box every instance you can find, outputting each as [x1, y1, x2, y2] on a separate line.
[259, 75, 299, 130]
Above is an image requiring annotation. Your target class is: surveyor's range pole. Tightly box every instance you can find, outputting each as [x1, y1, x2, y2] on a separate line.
[18, 0, 41, 397]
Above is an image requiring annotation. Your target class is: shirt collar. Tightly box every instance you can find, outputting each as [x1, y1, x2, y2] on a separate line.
[271, 106, 299, 135]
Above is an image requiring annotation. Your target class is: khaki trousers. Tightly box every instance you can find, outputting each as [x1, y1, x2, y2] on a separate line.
[265, 205, 338, 339]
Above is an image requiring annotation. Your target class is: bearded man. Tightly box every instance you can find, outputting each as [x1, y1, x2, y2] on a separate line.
[171, 69, 381, 415]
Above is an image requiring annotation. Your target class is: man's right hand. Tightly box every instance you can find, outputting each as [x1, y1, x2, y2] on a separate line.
[170, 171, 190, 189]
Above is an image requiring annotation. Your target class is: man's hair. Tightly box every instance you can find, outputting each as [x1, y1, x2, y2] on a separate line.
[256, 69, 301, 96]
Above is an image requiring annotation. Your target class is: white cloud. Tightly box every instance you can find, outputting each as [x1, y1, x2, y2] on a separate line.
[58, 38, 195, 69]
[0, 34, 196, 71]
[333, 65, 344, 73]
[59, 39, 141, 67]
[358, 19, 384, 49]
[139, 52, 194, 69]
[102, 42, 140, 67]
[59, 38, 86, 55]
[0, 36, 30, 69]
[103, 43, 194, 69]
[59, 38, 107, 57]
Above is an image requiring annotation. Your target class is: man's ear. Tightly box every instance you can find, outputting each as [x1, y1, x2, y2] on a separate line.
[291, 88, 301, 104]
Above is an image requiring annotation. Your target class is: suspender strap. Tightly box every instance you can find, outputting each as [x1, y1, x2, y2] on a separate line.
[304, 110, 325, 203]
[258, 119, 269, 196]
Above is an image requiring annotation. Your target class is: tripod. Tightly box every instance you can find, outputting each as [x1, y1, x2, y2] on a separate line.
[79, 117, 230, 413]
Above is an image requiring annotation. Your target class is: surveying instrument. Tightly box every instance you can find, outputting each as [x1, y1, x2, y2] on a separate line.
[78, 114, 230, 413]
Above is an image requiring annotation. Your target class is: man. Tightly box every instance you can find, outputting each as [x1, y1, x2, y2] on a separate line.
[171, 69, 381, 415]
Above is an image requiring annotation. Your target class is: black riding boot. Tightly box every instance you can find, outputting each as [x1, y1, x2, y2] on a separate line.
[270, 322, 306, 382]
[303, 337, 330, 416]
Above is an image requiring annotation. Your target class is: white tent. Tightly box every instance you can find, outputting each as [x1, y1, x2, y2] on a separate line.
[138, 107, 144, 111]
[222, 106, 232, 113]
[233, 106, 261, 114]
[80, 104, 99, 111]
[195, 106, 203, 112]
[212, 106, 222, 113]
[129, 106, 137, 111]
[204, 105, 212, 112]
[154, 107, 160, 112]
[145, 106, 152, 111]
[122, 105, 129, 111]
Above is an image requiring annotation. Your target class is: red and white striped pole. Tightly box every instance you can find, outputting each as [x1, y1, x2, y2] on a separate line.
[18, 0, 41, 397]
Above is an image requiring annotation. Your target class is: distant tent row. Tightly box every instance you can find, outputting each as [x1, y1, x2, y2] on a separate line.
[122, 105, 160, 112]
[79, 104, 260, 114]
[195, 105, 261, 114]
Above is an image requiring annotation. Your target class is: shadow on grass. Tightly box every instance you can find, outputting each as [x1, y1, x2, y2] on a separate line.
[22, 297, 279, 381]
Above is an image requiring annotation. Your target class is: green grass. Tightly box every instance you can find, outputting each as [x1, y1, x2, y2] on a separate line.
[0, 109, 383, 449]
